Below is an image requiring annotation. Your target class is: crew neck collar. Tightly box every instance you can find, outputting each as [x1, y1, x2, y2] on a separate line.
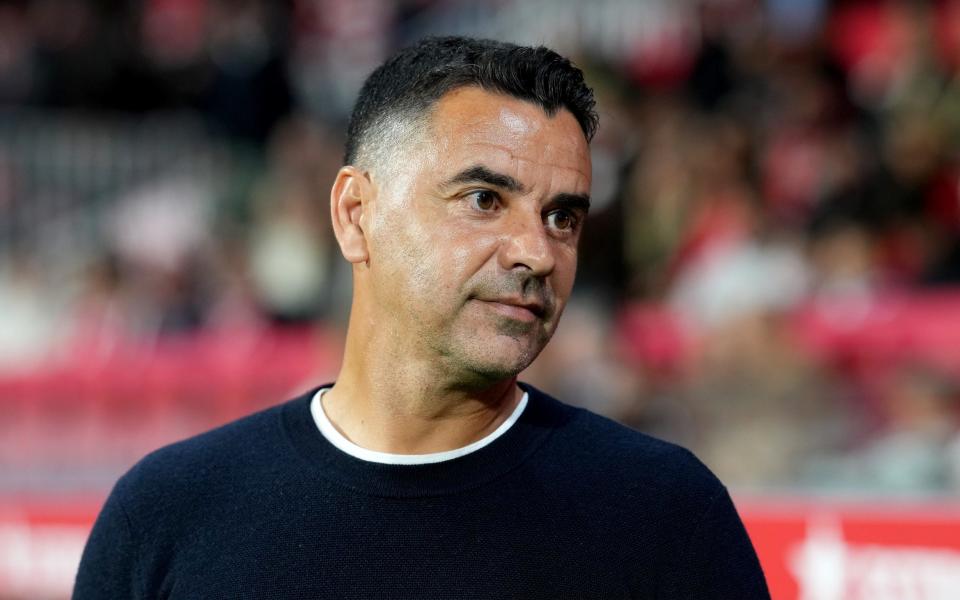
[310, 388, 529, 465]
[281, 382, 569, 498]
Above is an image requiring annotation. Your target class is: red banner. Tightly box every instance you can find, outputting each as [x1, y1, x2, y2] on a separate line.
[742, 498, 960, 600]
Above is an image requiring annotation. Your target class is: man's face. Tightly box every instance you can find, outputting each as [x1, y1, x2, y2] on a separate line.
[363, 86, 592, 386]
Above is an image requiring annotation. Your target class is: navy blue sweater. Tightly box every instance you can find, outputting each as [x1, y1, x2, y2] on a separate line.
[73, 384, 769, 599]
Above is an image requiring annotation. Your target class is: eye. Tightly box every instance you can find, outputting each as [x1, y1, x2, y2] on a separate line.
[545, 209, 578, 232]
[466, 190, 500, 212]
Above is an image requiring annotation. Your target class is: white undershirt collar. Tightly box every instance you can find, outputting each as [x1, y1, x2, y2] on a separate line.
[310, 388, 528, 465]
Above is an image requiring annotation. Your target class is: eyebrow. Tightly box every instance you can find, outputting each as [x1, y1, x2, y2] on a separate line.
[442, 164, 591, 210]
[550, 192, 591, 212]
[442, 165, 525, 193]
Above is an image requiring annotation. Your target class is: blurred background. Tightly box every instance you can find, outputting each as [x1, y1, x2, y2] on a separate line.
[2, 0, 960, 597]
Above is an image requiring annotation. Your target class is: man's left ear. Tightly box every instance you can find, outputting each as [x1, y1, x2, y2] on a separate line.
[330, 166, 372, 264]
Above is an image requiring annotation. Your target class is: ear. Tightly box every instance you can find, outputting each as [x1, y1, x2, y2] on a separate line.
[330, 166, 372, 264]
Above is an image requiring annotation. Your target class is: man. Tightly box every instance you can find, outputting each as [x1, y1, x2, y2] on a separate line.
[74, 37, 769, 598]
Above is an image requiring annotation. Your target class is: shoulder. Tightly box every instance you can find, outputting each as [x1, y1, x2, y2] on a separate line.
[522, 385, 769, 596]
[112, 389, 313, 521]
[522, 383, 725, 508]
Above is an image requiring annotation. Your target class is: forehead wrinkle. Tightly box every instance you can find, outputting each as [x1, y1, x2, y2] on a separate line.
[515, 156, 591, 182]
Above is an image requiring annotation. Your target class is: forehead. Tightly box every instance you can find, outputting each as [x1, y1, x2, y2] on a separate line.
[423, 87, 591, 189]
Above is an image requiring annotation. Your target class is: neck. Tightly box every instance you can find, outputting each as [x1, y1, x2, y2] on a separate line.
[323, 305, 522, 454]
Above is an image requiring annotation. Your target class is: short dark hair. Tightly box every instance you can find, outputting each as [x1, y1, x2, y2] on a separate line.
[343, 36, 598, 166]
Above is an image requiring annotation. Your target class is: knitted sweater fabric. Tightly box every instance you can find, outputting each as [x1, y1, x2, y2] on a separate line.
[73, 384, 770, 599]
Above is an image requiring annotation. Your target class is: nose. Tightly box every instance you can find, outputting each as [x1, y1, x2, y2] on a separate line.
[498, 210, 555, 276]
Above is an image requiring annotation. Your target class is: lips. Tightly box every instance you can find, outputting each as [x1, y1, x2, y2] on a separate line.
[474, 297, 546, 320]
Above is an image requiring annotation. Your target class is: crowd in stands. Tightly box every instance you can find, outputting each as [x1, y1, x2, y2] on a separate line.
[2, 0, 960, 494]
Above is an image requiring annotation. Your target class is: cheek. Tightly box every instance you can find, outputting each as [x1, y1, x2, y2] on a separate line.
[377, 221, 481, 303]
[419, 229, 497, 298]
[553, 246, 579, 293]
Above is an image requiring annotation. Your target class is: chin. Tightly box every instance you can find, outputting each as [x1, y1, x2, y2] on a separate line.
[439, 317, 553, 386]
[454, 340, 543, 386]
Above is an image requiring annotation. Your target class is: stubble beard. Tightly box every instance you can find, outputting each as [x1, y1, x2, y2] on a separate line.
[431, 272, 561, 389]
[435, 323, 551, 390]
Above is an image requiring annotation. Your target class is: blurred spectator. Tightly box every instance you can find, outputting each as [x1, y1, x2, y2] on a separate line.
[806, 363, 960, 493]
[246, 115, 341, 322]
[0, 252, 64, 370]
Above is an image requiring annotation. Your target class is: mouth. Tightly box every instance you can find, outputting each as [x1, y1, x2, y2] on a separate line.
[473, 297, 546, 322]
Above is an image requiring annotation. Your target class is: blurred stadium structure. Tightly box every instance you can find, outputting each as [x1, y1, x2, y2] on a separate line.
[2, 0, 960, 598]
